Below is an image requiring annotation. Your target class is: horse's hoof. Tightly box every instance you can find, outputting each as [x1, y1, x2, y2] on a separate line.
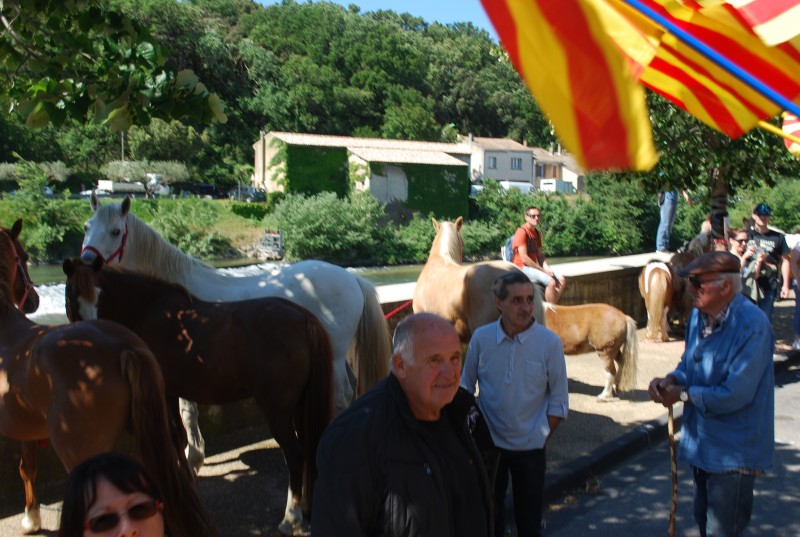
[277, 518, 310, 536]
[596, 394, 620, 402]
[21, 506, 41, 534]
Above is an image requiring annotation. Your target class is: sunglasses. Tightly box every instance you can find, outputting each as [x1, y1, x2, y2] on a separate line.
[526, 213, 540, 218]
[688, 276, 723, 290]
[85, 499, 162, 533]
[732, 238, 748, 244]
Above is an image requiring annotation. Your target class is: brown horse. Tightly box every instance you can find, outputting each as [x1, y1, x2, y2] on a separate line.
[413, 217, 545, 343]
[543, 302, 639, 400]
[0, 221, 217, 537]
[63, 257, 334, 536]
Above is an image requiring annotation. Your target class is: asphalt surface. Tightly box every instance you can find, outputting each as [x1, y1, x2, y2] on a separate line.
[2, 299, 798, 536]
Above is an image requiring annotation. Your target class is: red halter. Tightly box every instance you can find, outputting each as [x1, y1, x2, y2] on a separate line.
[3, 232, 34, 312]
[81, 222, 129, 264]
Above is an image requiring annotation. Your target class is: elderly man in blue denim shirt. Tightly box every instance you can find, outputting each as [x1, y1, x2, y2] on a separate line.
[649, 251, 774, 537]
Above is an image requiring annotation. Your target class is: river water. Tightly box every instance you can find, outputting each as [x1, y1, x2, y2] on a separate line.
[27, 256, 585, 325]
[27, 261, 426, 325]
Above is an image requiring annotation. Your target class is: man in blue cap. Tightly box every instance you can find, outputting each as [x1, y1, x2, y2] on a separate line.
[747, 202, 791, 321]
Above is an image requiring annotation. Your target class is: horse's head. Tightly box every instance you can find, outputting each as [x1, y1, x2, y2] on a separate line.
[63, 256, 103, 321]
[432, 216, 464, 264]
[81, 195, 132, 265]
[0, 219, 40, 314]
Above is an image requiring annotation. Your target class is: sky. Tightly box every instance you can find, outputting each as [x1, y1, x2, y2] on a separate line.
[255, 0, 498, 40]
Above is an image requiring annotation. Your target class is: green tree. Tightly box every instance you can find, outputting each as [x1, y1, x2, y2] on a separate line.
[128, 118, 203, 162]
[0, 0, 226, 130]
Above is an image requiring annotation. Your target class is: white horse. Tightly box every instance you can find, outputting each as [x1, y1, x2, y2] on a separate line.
[81, 195, 392, 475]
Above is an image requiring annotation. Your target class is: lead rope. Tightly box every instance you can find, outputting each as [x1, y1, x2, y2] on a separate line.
[668, 405, 677, 537]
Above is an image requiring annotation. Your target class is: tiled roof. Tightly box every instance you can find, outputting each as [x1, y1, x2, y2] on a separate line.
[531, 147, 584, 173]
[471, 137, 529, 151]
[268, 131, 471, 154]
[349, 148, 467, 166]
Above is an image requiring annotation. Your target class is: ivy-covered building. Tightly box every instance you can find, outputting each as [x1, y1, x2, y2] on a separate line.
[253, 131, 472, 218]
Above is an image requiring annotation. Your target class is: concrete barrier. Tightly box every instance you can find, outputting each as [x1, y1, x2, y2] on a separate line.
[0, 252, 668, 501]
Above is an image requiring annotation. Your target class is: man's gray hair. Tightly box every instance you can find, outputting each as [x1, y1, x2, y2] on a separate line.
[719, 272, 743, 294]
[391, 312, 446, 370]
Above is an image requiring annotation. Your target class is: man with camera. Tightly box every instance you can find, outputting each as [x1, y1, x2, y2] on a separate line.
[747, 202, 791, 321]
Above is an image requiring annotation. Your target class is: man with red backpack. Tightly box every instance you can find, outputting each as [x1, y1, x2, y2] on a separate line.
[512, 206, 566, 303]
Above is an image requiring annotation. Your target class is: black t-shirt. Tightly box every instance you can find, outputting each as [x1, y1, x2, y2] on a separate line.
[748, 228, 789, 286]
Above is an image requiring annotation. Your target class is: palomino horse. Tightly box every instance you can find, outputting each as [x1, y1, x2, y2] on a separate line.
[638, 260, 673, 342]
[0, 221, 217, 537]
[63, 257, 334, 536]
[638, 253, 696, 342]
[80, 194, 390, 473]
[543, 302, 639, 399]
[413, 217, 545, 342]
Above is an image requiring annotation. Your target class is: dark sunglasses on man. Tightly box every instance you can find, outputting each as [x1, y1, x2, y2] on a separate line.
[84, 499, 163, 533]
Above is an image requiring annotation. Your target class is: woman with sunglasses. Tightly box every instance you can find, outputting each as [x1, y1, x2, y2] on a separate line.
[58, 452, 175, 537]
[729, 227, 765, 303]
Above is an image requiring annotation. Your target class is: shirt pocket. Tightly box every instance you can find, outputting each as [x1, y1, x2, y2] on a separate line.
[523, 358, 548, 388]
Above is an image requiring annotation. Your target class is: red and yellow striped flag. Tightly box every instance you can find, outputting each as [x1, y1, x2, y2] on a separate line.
[783, 112, 800, 156]
[481, 0, 658, 171]
[629, 0, 800, 138]
[695, 0, 800, 46]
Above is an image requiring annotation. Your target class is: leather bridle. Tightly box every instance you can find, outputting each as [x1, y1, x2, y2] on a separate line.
[81, 222, 128, 264]
[3, 231, 34, 312]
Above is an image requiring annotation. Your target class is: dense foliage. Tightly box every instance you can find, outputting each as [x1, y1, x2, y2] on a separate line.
[0, 0, 226, 130]
[0, 0, 554, 191]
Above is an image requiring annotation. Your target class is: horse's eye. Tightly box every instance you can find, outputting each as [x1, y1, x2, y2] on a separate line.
[112, 229, 120, 237]
[84, 223, 90, 232]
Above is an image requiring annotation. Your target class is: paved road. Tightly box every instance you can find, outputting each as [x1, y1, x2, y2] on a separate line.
[540, 354, 800, 537]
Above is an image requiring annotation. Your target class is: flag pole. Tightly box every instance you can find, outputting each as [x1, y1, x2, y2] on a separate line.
[621, 0, 800, 119]
[757, 120, 800, 147]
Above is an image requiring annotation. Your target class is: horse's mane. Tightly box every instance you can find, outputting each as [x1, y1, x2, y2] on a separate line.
[437, 222, 462, 264]
[0, 228, 16, 304]
[96, 203, 214, 277]
[99, 263, 195, 303]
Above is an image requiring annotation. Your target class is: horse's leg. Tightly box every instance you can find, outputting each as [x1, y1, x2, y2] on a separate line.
[19, 441, 41, 534]
[256, 404, 316, 535]
[179, 398, 205, 477]
[596, 350, 618, 401]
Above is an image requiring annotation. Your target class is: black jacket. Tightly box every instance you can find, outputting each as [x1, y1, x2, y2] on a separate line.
[312, 374, 497, 537]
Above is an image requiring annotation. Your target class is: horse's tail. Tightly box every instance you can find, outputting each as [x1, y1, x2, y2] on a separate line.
[300, 314, 335, 517]
[121, 348, 220, 537]
[532, 280, 546, 326]
[648, 268, 672, 342]
[352, 276, 391, 395]
[617, 316, 639, 392]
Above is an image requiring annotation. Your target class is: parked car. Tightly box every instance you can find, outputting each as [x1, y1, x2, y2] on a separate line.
[229, 186, 266, 202]
[181, 184, 226, 199]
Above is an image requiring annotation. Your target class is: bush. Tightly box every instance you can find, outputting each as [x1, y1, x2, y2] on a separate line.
[230, 201, 269, 220]
[265, 191, 389, 265]
[150, 199, 230, 259]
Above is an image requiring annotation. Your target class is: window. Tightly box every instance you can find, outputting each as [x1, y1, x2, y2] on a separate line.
[536, 164, 545, 177]
[511, 157, 522, 170]
[488, 156, 497, 169]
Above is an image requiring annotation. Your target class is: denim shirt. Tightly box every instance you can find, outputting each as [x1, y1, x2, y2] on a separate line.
[669, 293, 775, 473]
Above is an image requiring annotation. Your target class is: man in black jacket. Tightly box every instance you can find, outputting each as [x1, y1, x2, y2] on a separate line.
[313, 313, 497, 537]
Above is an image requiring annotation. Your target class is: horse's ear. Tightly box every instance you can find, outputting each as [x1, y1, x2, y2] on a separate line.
[91, 256, 104, 273]
[432, 218, 439, 232]
[10, 219, 22, 238]
[121, 196, 131, 216]
[455, 216, 463, 230]
[90, 191, 100, 212]
[63, 258, 75, 277]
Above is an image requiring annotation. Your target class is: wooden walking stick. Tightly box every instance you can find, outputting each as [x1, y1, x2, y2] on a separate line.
[668, 405, 678, 537]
